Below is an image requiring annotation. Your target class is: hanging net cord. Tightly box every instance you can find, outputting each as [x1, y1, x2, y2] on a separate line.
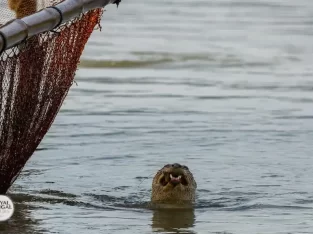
[0, 0, 105, 194]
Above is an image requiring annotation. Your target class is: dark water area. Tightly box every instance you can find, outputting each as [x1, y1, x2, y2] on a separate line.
[1, 0, 313, 233]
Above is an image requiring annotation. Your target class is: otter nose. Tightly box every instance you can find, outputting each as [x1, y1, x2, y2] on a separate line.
[171, 163, 181, 168]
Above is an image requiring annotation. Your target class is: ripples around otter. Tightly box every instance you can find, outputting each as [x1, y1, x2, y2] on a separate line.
[1, 0, 313, 233]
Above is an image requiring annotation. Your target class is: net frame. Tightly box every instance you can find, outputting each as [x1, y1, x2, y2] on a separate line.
[0, 0, 117, 53]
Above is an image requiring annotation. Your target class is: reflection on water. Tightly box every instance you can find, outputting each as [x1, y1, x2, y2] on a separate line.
[151, 208, 196, 233]
[0, 195, 43, 234]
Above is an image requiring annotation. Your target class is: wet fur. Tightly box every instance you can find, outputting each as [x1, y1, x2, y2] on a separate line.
[151, 164, 197, 203]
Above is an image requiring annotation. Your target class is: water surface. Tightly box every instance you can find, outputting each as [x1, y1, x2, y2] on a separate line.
[1, 0, 313, 233]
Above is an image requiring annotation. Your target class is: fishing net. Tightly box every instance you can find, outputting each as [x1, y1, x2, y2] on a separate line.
[0, 0, 106, 194]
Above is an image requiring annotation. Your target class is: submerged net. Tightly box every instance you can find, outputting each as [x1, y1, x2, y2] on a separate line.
[0, 0, 105, 194]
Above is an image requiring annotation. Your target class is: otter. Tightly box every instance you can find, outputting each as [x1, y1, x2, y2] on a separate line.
[151, 163, 197, 204]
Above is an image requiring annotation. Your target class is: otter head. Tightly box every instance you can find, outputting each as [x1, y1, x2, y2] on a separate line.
[151, 163, 197, 204]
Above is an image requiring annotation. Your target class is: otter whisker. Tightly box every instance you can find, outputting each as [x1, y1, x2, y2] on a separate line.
[136, 172, 156, 189]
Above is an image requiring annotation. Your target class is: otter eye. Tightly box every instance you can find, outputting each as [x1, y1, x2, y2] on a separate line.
[182, 165, 189, 170]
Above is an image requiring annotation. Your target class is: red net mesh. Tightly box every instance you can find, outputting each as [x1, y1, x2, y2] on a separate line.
[0, 0, 103, 193]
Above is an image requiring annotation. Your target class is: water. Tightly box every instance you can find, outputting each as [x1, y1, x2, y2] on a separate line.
[1, 0, 313, 233]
